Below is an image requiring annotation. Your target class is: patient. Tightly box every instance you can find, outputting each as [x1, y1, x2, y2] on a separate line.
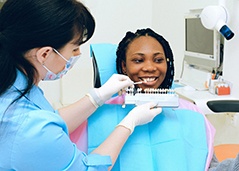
[109, 28, 202, 112]
[87, 28, 215, 171]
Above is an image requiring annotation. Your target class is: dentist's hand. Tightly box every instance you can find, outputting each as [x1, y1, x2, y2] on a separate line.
[118, 102, 162, 133]
[97, 74, 133, 102]
[88, 74, 133, 107]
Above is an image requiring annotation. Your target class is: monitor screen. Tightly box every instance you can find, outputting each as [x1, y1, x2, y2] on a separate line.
[184, 13, 222, 71]
[185, 18, 214, 56]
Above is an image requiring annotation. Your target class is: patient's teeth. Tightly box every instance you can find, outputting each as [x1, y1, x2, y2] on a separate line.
[143, 78, 155, 82]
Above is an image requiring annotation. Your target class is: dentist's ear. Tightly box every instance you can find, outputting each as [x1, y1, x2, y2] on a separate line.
[35, 47, 53, 64]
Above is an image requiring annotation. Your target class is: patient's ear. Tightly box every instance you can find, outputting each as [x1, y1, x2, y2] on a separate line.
[121, 61, 127, 74]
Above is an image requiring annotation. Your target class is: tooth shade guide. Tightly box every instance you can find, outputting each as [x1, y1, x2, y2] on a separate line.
[124, 88, 179, 108]
[126, 88, 176, 94]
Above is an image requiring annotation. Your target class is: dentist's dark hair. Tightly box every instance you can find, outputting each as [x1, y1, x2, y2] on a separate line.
[0, 0, 95, 101]
[116, 28, 174, 89]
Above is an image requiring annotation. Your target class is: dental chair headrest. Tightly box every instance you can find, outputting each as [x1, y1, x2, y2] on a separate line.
[90, 43, 118, 88]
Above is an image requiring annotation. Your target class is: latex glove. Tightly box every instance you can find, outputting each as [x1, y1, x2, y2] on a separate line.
[95, 74, 133, 104]
[118, 102, 162, 134]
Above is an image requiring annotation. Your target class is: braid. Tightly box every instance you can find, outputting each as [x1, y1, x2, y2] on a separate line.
[116, 28, 174, 89]
[116, 32, 136, 74]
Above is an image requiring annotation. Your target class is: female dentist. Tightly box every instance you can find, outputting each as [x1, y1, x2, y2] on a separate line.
[0, 0, 162, 170]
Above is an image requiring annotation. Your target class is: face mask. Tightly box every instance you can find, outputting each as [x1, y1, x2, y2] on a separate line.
[42, 49, 81, 81]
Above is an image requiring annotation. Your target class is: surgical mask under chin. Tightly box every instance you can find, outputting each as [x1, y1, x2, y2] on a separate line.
[43, 53, 81, 81]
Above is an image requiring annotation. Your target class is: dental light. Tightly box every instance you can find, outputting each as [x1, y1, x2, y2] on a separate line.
[200, 5, 234, 40]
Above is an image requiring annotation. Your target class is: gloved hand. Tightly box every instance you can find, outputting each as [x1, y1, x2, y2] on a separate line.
[94, 74, 133, 105]
[118, 102, 162, 134]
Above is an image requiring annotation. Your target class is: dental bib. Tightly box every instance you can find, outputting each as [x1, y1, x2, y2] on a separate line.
[88, 104, 208, 171]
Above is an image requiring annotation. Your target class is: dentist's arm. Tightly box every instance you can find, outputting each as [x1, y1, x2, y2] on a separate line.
[59, 74, 133, 133]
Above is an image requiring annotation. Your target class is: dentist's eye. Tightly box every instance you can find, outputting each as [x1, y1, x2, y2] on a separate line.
[72, 47, 80, 56]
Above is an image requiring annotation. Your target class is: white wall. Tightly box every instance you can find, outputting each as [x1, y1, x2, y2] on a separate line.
[84, 0, 153, 44]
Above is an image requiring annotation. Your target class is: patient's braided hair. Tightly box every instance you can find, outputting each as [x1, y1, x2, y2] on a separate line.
[116, 28, 174, 89]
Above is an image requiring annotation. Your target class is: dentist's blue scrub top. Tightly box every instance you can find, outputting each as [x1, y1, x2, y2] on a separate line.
[0, 70, 111, 171]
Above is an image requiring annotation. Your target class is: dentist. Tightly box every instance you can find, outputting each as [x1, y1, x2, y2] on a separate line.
[0, 0, 161, 170]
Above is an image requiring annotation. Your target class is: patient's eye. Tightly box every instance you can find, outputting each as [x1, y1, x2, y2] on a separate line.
[132, 58, 144, 63]
[154, 58, 164, 63]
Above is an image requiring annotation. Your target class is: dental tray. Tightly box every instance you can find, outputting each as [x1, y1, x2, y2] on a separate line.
[124, 88, 179, 108]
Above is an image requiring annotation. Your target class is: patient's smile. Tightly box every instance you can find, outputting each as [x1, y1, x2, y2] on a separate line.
[140, 77, 157, 82]
[139, 77, 158, 87]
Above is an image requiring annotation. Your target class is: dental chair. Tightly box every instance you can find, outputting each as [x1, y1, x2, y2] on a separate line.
[207, 100, 239, 162]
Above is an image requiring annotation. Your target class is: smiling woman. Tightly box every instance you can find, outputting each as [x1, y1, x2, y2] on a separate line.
[120, 35, 167, 90]
[116, 28, 174, 90]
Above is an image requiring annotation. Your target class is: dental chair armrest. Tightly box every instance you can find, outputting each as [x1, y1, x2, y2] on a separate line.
[207, 100, 239, 112]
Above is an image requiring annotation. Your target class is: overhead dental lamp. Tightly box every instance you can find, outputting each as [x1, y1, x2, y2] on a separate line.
[200, 5, 234, 40]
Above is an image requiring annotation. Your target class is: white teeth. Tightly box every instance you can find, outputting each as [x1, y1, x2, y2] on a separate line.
[142, 78, 155, 82]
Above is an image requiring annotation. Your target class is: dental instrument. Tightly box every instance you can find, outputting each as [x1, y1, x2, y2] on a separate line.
[133, 80, 147, 85]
